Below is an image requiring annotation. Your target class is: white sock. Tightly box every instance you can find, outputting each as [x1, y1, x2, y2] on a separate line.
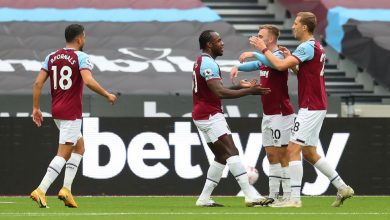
[269, 163, 282, 199]
[63, 153, 83, 191]
[289, 160, 303, 200]
[38, 156, 66, 194]
[281, 166, 291, 200]
[198, 161, 225, 201]
[314, 158, 346, 190]
[226, 155, 259, 200]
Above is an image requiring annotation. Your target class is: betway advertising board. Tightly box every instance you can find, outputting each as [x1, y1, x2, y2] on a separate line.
[0, 118, 389, 195]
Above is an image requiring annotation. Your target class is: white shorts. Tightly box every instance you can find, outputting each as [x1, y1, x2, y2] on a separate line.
[262, 113, 295, 147]
[193, 113, 231, 143]
[290, 108, 326, 146]
[54, 119, 82, 146]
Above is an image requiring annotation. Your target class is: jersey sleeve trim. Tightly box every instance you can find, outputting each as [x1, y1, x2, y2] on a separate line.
[80, 67, 92, 72]
[292, 55, 302, 63]
[41, 67, 48, 72]
[206, 78, 221, 82]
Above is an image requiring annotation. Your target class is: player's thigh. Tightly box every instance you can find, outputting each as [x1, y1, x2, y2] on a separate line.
[264, 146, 281, 163]
[73, 137, 85, 155]
[290, 109, 326, 147]
[193, 119, 213, 143]
[194, 113, 231, 144]
[280, 114, 295, 145]
[262, 114, 281, 147]
[262, 114, 293, 147]
[54, 119, 82, 146]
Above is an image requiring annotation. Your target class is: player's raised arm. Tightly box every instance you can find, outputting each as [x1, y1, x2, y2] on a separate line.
[80, 69, 117, 105]
[32, 69, 49, 127]
[230, 61, 260, 84]
[249, 36, 299, 71]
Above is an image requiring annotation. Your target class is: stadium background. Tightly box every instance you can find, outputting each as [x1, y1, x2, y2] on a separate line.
[1, 0, 390, 197]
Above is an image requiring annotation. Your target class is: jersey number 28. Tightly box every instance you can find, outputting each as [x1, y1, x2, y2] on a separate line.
[320, 53, 326, 76]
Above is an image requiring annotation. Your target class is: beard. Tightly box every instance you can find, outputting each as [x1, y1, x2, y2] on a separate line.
[213, 48, 223, 56]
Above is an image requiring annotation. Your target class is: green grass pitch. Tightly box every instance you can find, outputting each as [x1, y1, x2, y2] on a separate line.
[0, 196, 389, 220]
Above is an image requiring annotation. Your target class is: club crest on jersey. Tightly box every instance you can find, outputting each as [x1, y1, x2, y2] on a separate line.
[259, 70, 269, 78]
[296, 46, 305, 55]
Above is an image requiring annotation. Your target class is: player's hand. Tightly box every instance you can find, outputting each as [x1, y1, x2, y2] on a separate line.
[32, 108, 43, 127]
[239, 52, 254, 63]
[240, 79, 257, 88]
[249, 36, 266, 51]
[230, 65, 239, 84]
[249, 85, 271, 95]
[279, 46, 292, 57]
[107, 93, 117, 105]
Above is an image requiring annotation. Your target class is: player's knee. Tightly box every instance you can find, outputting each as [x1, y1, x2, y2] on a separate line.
[214, 156, 227, 164]
[74, 147, 85, 155]
[266, 152, 279, 164]
[287, 145, 301, 161]
[226, 147, 239, 158]
[302, 149, 320, 164]
[58, 153, 71, 161]
[219, 150, 238, 162]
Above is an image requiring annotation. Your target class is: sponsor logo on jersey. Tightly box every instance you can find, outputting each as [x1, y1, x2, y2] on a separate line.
[259, 70, 269, 78]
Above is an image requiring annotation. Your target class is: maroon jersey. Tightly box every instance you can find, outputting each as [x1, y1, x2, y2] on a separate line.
[292, 39, 327, 110]
[41, 48, 93, 120]
[259, 61, 294, 116]
[192, 54, 223, 120]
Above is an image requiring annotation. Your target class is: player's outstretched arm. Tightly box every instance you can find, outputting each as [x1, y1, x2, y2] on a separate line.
[207, 80, 270, 99]
[230, 61, 260, 84]
[80, 69, 117, 105]
[249, 37, 299, 71]
[32, 70, 48, 127]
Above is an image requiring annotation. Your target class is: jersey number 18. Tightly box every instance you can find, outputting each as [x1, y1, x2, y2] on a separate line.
[51, 65, 73, 90]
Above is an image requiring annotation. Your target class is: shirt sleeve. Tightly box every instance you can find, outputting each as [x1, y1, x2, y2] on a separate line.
[200, 57, 220, 81]
[254, 52, 281, 69]
[292, 41, 314, 63]
[237, 61, 260, 72]
[41, 54, 51, 72]
[76, 51, 94, 71]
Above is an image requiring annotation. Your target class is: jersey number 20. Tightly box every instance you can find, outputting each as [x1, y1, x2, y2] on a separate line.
[51, 65, 73, 90]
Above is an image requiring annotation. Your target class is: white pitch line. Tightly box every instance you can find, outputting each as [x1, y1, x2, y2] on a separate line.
[0, 212, 389, 216]
[0, 202, 15, 204]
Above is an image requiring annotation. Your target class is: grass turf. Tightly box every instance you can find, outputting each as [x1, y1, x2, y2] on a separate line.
[0, 196, 389, 220]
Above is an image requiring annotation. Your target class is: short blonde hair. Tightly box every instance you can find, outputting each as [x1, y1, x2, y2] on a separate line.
[259, 24, 280, 39]
[297, 12, 317, 33]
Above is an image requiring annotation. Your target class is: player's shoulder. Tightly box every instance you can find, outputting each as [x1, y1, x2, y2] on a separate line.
[74, 50, 90, 58]
[294, 40, 315, 59]
[46, 50, 59, 57]
[42, 50, 58, 64]
[273, 49, 285, 59]
[200, 56, 218, 68]
[298, 40, 315, 50]
[201, 55, 216, 63]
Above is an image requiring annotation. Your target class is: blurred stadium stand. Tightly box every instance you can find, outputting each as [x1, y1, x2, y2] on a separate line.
[0, 0, 389, 117]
